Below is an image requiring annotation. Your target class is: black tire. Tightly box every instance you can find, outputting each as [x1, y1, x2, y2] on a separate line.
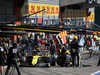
[50, 56, 55, 66]
[57, 56, 63, 66]
[57, 57, 61, 65]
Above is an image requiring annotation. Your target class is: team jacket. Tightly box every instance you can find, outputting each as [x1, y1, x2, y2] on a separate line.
[7, 47, 20, 61]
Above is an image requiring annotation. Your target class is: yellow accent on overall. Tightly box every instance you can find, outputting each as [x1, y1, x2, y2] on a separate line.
[79, 53, 81, 66]
[70, 62, 72, 65]
[48, 54, 51, 57]
[65, 50, 70, 54]
[61, 46, 65, 49]
[18, 58, 20, 65]
[18, 62, 20, 65]
[6, 43, 8, 47]
[0, 37, 3, 41]
[59, 46, 65, 54]
[73, 36, 78, 40]
[5, 38, 7, 42]
[59, 49, 62, 53]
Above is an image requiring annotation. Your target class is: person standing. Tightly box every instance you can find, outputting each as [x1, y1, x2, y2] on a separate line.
[5, 41, 21, 75]
[0, 41, 5, 75]
[70, 36, 81, 68]
[50, 40, 56, 66]
[50, 40, 56, 55]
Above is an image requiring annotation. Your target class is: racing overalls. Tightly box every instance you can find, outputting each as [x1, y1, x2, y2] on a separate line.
[58, 46, 66, 66]
[5, 47, 21, 75]
[50, 44, 56, 55]
[71, 40, 81, 67]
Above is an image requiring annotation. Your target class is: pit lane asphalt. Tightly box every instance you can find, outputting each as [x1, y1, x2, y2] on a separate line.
[3, 50, 100, 75]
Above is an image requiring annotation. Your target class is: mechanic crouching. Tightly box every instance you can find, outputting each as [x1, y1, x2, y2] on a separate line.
[57, 44, 66, 67]
[5, 41, 21, 75]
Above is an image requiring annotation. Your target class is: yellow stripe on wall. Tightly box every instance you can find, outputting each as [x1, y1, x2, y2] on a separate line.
[4, 27, 62, 33]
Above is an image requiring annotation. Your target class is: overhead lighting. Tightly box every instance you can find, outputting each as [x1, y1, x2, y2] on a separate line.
[24, 20, 26, 23]
[88, 0, 96, 4]
[31, 19, 35, 23]
[88, 0, 93, 4]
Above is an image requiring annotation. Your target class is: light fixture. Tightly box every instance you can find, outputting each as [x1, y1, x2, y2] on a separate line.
[31, 19, 35, 23]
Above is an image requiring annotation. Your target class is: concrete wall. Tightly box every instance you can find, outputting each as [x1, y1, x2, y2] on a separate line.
[60, 0, 100, 7]
[97, 0, 100, 4]
[89, 8, 94, 13]
[28, 0, 59, 5]
[60, 0, 86, 6]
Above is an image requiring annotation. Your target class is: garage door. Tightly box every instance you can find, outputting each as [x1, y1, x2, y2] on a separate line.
[0, 0, 14, 15]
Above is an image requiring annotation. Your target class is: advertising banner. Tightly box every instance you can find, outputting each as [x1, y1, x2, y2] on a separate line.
[88, 13, 95, 21]
[63, 9, 86, 18]
[21, 3, 59, 16]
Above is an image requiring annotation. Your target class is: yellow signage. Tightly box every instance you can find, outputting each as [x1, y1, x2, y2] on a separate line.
[63, 9, 86, 18]
[88, 13, 95, 21]
[21, 3, 59, 16]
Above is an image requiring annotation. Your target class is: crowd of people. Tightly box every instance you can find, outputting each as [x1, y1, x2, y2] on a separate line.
[0, 32, 100, 75]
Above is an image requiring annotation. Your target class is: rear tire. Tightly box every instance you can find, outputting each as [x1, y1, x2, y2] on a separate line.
[50, 57, 55, 66]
